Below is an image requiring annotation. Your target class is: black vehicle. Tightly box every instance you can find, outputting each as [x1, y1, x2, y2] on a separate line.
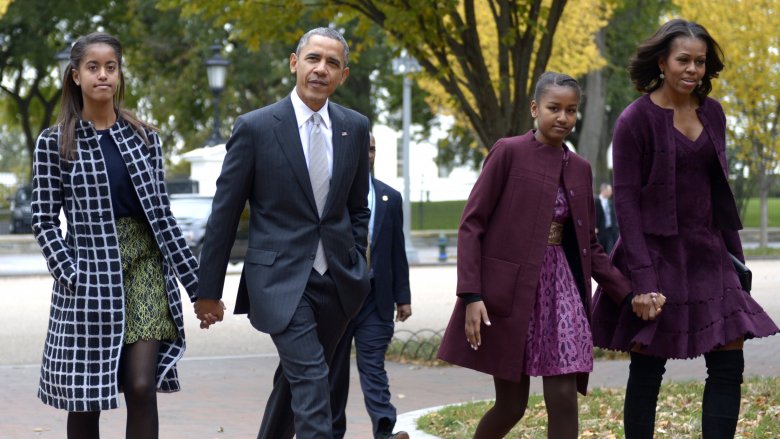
[168, 194, 249, 263]
[9, 185, 32, 234]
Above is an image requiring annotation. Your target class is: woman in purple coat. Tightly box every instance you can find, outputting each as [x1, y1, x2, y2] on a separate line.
[437, 72, 633, 438]
[591, 19, 778, 438]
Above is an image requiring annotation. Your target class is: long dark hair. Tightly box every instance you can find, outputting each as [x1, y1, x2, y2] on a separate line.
[56, 32, 153, 159]
[627, 18, 724, 103]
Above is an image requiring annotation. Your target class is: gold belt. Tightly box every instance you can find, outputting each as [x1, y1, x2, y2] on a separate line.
[548, 221, 563, 245]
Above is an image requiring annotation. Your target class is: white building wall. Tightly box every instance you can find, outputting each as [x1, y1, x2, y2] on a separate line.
[372, 124, 478, 202]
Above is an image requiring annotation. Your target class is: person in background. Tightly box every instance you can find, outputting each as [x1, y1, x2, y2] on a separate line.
[591, 19, 778, 438]
[330, 133, 412, 439]
[437, 72, 637, 438]
[594, 182, 618, 255]
[194, 27, 371, 438]
[31, 32, 200, 439]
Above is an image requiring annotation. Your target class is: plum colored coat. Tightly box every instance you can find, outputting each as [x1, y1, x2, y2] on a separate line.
[437, 131, 631, 394]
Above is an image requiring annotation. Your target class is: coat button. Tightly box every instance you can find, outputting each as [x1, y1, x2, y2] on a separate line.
[309, 254, 315, 260]
[577, 219, 582, 227]
[582, 248, 588, 256]
[569, 189, 575, 196]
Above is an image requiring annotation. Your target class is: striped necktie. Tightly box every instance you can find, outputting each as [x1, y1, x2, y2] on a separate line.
[309, 113, 329, 274]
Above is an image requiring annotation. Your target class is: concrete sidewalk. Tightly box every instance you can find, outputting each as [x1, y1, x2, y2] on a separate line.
[3, 335, 779, 438]
[2, 240, 779, 438]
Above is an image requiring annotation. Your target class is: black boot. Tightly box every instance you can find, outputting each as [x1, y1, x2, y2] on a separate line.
[702, 350, 744, 439]
[624, 352, 667, 438]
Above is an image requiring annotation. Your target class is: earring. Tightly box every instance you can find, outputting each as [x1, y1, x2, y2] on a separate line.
[659, 71, 665, 80]
[698, 80, 703, 86]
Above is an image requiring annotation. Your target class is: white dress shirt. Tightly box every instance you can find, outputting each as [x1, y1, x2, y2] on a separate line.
[291, 87, 333, 177]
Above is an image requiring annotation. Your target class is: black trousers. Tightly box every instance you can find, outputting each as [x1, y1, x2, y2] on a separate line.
[257, 270, 349, 439]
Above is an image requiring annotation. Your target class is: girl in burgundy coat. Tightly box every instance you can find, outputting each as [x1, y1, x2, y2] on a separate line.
[591, 19, 778, 438]
[437, 72, 634, 438]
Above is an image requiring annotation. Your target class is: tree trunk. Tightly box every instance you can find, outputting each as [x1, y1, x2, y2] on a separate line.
[574, 29, 609, 192]
[759, 172, 769, 248]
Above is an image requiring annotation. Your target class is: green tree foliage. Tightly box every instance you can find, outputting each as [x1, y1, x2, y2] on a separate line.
[1, 0, 412, 179]
[0, 0, 102, 178]
[166, 0, 616, 168]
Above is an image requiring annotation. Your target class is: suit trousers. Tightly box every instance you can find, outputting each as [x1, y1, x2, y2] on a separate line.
[330, 286, 396, 438]
[258, 270, 349, 439]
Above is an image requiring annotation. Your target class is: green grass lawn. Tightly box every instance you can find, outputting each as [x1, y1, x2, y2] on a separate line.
[417, 376, 780, 438]
[410, 198, 780, 230]
[411, 200, 465, 230]
[741, 198, 780, 228]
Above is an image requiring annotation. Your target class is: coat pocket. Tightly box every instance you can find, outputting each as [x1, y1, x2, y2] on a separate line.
[480, 256, 520, 317]
[245, 248, 277, 266]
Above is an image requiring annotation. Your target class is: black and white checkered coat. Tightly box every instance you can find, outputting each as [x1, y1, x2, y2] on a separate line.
[31, 118, 199, 411]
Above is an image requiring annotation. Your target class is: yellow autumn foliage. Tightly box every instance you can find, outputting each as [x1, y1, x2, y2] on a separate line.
[0, 0, 12, 17]
[673, 0, 780, 168]
[422, 0, 613, 116]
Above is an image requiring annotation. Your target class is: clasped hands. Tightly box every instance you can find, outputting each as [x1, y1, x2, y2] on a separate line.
[194, 298, 226, 329]
[630, 291, 666, 321]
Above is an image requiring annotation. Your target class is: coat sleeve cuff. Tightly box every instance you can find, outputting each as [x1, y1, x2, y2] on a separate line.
[629, 266, 659, 293]
[458, 293, 483, 304]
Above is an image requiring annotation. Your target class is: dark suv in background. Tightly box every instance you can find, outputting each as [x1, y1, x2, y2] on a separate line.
[9, 184, 32, 234]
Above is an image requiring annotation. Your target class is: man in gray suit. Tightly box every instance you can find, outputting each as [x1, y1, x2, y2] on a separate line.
[195, 27, 371, 438]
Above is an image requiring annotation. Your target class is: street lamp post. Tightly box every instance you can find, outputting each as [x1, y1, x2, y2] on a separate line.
[204, 44, 229, 146]
[55, 45, 71, 85]
[392, 53, 421, 263]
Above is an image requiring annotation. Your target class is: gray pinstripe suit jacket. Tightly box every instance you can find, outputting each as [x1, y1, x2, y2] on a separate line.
[197, 95, 371, 334]
[32, 119, 199, 411]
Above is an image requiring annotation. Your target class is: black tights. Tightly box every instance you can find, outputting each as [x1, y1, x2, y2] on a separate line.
[473, 374, 578, 439]
[624, 350, 744, 439]
[66, 340, 161, 439]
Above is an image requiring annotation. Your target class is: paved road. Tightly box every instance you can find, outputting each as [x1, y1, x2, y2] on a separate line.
[2, 257, 779, 438]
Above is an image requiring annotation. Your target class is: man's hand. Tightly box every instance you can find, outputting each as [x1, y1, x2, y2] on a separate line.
[395, 304, 412, 322]
[194, 298, 226, 329]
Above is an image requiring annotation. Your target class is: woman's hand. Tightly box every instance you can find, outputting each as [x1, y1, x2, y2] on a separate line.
[631, 292, 666, 321]
[465, 301, 491, 350]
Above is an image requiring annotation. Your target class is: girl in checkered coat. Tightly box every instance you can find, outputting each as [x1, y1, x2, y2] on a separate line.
[32, 32, 201, 438]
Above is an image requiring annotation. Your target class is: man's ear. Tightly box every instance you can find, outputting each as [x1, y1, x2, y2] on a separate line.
[339, 66, 350, 85]
[289, 52, 298, 75]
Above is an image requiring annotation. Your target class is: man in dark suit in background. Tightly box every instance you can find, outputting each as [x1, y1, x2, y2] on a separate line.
[594, 182, 619, 255]
[194, 27, 371, 438]
[330, 133, 412, 439]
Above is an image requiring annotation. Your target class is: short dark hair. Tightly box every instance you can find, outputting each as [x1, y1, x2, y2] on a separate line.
[296, 27, 350, 66]
[533, 71, 582, 103]
[627, 18, 724, 103]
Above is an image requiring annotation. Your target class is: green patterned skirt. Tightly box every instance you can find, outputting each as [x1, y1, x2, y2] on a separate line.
[117, 216, 177, 344]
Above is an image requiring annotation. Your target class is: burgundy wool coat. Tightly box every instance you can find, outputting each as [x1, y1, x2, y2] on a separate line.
[437, 131, 631, 394]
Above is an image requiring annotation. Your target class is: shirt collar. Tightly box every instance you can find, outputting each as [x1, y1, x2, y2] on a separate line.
[291, 87, 331, 130]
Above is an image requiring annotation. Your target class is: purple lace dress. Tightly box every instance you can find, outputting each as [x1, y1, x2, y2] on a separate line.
[524, 185, 593, 375]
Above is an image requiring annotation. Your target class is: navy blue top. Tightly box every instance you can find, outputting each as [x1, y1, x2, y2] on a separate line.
[97, 128, 144, 219]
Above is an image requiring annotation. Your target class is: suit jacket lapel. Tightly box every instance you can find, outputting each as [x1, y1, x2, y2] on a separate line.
[371, 178, 388, 252]
[273, 97, 318, 214]
[326, 102, 349, 217]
